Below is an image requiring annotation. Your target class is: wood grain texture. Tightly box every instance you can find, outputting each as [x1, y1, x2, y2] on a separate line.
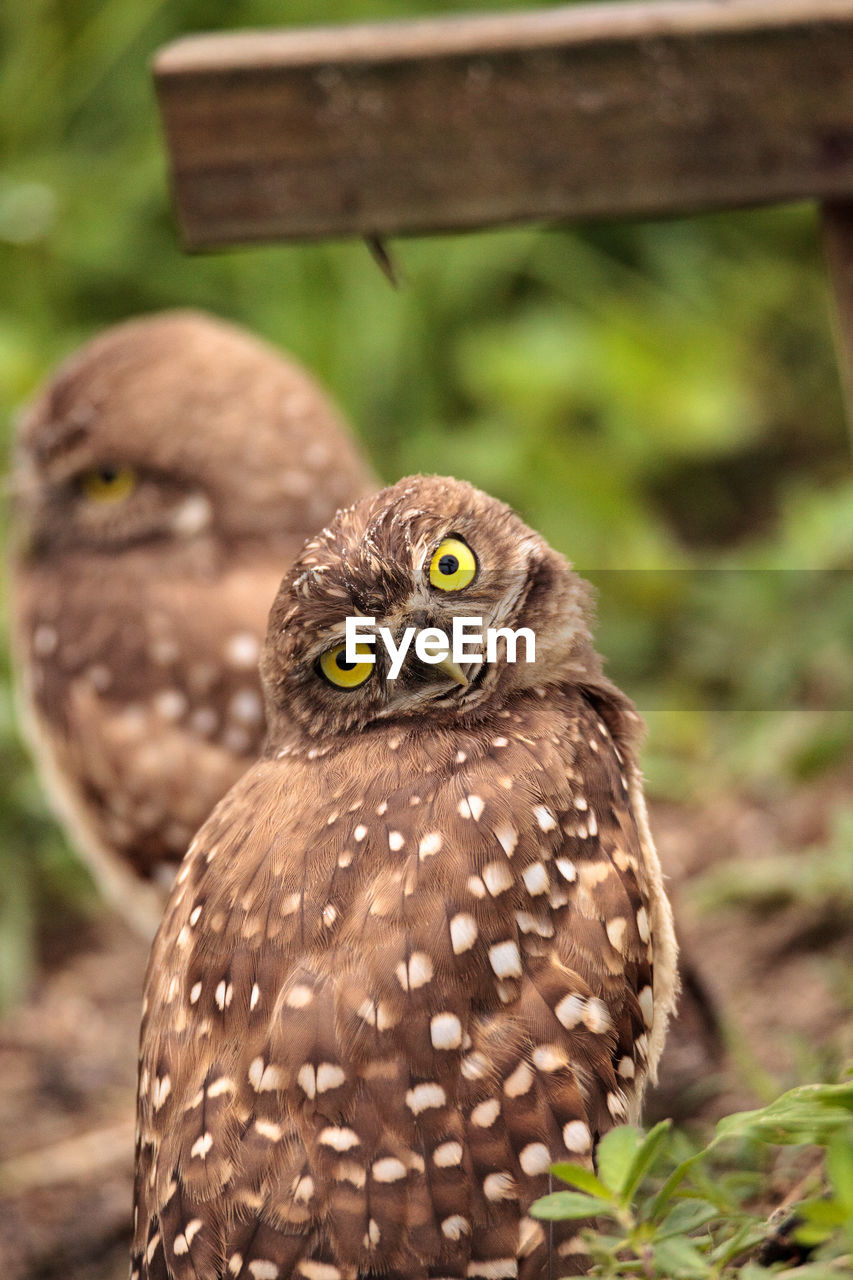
[153, 0, 853, 247]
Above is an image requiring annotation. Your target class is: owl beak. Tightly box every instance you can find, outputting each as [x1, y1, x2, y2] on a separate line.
[431, 651, 469, 688]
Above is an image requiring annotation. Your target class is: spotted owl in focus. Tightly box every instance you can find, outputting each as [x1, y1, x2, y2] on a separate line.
[10, 310, 376, 934]
[133, 474, 678, 1280]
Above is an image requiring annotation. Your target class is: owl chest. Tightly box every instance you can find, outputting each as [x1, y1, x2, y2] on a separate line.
[240, 706, 614, 978]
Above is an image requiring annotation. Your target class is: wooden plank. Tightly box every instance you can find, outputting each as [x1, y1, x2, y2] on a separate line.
[822, 201, 853, 436]
[153, 0, 853, 248]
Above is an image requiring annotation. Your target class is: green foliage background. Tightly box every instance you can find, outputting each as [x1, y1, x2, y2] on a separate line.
[1, 0, 852, 1002]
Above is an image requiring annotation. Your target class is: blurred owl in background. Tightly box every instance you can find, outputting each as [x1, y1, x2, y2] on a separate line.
[10, 310, 377, 935]
[133, 474, 678, 1280]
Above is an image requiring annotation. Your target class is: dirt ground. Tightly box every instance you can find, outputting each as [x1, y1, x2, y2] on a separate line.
[1, 770, 851, 1280]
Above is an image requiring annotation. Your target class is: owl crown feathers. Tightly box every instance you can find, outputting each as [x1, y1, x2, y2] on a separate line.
[261, 475, 639, 748]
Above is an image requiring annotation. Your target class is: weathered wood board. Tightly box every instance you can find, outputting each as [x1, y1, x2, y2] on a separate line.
[154, 0, 853, 248]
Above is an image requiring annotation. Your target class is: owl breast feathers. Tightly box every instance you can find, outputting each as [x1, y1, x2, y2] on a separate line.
[134, 474, 678, 1280]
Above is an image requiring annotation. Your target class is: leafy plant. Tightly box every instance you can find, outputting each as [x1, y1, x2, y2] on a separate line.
[531, 1079, 853, 1277]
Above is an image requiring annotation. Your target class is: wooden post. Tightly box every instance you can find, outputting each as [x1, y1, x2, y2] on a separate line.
[153, 0, 853, 248]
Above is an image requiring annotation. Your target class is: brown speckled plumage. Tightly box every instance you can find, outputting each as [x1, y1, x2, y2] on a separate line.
[133, 476, 678, 1280]
[10, 310, 376, 934]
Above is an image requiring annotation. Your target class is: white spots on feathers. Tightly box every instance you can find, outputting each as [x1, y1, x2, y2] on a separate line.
[522, 862, 549, 896]
[461, 1051, 490, 1081]
[225, 631, 259, 669]
[33, 625, 58, 656]
[554, 993, 612, 1033]
[285, 984, 313, 1008]
[532, 1043, 569, 1072]
[335, 1161, 366, 1188]
[254, 1118, 283, 1142]
[482, 860, 513, 897]
[504, 1060, 534, 1097]
[606, 917, 627, 951]
[249, 1265, 278, 1280]
[458, 794, 485, 821]
[519, 1142, 552, 1176]
[249, 1058, 284, 1092]
[406, 1082, 446, 1114]
[484, 1171, 516, 1201]
[418, 831, 442, 860]
[434, 1141, 463, 1167]
[190, 1132, 213, 1160]
[430, 1012, 463, 1050]
[87, 663, 112, 691]
[214, 980, 233, 1011]
[228, 688, 263, 725]
[292, 1174, 314, 1203]
[319, 1126, 360, 1152]
[151, 1075, 171, 1110]
[514, 910, 553, 938]
[298, 1062, 346, 1098]
[488, 940, 522, 979]
[154, 689, 187, 722]
[563, 1119, 592, 1152]
[450, 913, 478, 954]
[518, 1217, 545, 1257]
[639, 985, 655, 1028]
[298, 1262, 341, 1280]
[372, 1156, 407, 1183]
[357, 999, 399, 1031]
[471, 1097, 500, 1127]
[442, 1214, 471, 1240]
[533, 805, 557, 832]
[607, 1091, 629, 1120]
[396, 952, 433, 990]
[466, 1260, 518, 1279]
[173, 1218, 203, 1255]
[494, 823, 518, 856]
[206, 1076, 235, 1099]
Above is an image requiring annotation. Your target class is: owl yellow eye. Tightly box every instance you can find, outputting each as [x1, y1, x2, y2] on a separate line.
[80, 465, 137, 504]
[318, 642, 374, 690]
[429, 537, 477, 592]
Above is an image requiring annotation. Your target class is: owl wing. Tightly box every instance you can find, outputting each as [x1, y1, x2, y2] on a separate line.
[13, 557, 284, 932]
[133, 688, 676, 1280]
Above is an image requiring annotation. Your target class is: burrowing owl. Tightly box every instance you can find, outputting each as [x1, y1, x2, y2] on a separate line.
[133, 475, 678, 1280]
[10, 310, 376, 935]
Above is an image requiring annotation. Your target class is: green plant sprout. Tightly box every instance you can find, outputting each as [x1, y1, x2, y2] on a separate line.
[531, 1077, 853, 1278]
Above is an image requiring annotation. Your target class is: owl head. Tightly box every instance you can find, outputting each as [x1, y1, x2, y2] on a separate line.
[13, 310, 372, 562]
[262, 474, 626, 741]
